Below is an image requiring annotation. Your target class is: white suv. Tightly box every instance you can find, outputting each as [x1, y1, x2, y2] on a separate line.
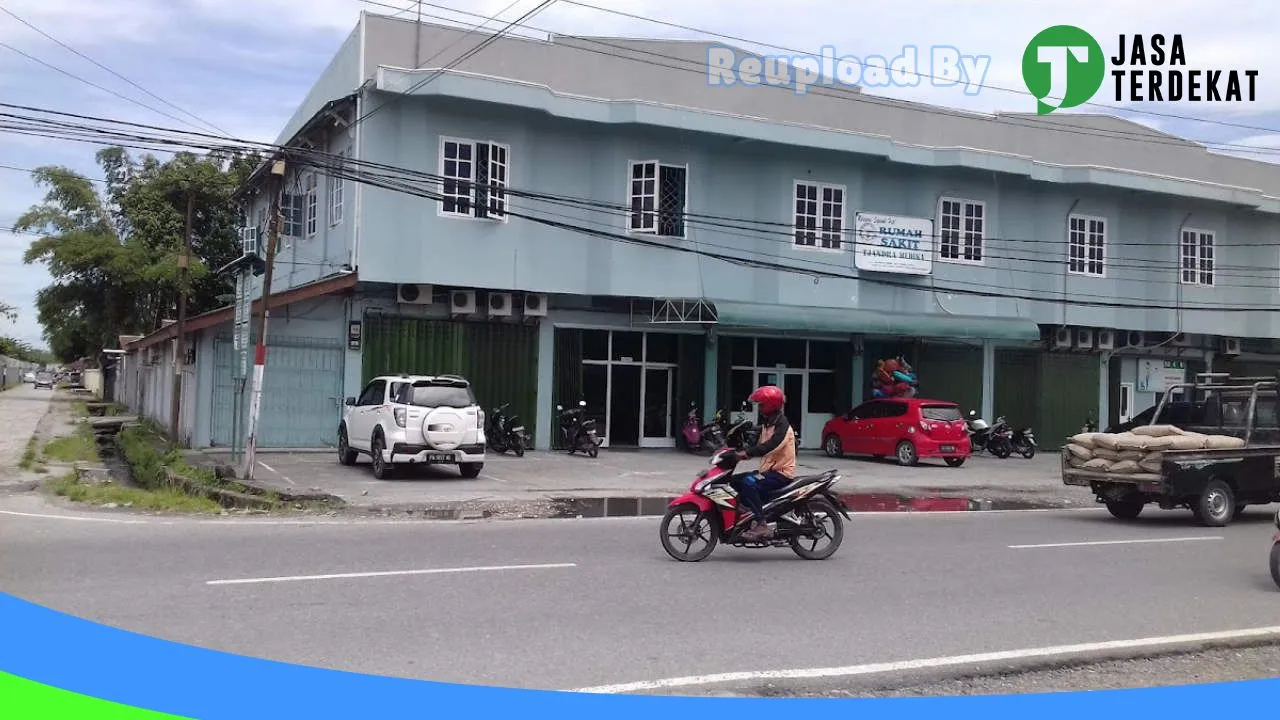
[338, 374, 486, 479]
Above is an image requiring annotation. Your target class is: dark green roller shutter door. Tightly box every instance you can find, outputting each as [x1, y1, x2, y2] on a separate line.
[362, 315, 539, 441]
[916, 343, 982, 414]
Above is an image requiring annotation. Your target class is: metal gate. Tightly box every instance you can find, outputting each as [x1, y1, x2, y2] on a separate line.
[211, 335, 344, 448]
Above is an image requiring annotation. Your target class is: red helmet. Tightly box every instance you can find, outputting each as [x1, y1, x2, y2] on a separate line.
[748, 385, 785, 415]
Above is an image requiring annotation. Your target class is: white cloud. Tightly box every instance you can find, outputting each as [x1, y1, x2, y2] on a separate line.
[2, 0, 1280, 349]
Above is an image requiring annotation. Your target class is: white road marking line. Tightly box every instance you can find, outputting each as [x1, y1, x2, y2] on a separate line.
[1008, 536, 1224, 549]
[205, 562, 577, 586]
[257, 461, 277, 474]
[0, 510, 149, 524]
[570, 625, 1280, 694]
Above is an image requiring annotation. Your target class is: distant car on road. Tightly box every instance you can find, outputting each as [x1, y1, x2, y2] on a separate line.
[821, 397, 972, 467]
[33, 372, 54, 390]
[338, 373, 486, 480]
[23, 371, 35, 383]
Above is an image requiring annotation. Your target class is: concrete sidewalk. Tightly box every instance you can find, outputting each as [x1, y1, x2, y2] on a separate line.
[0, 384, 54, 491]
[200, 446, 1084, 518]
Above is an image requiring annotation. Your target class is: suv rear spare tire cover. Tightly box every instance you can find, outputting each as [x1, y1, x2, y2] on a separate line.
[422, 408, 467, 450]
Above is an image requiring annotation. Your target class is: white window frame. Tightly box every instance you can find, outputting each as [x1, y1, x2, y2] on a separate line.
[793, 180, 847, 252]
[936, 196, 986, 265]
[280, 186, 305, 238]
[626, 159, 688, 239]
[1067, 213, 1106, 277]
[1180, 227, 1215, 286]
[437, 136, 510, 222]
[328, 149, 346, 227]
[303, 172, 318, 238]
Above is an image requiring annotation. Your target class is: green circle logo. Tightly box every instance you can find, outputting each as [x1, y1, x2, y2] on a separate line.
[1022, 25, 1105, 115]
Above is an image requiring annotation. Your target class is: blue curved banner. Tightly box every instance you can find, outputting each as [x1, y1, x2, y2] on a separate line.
[0, 591, 1271, 718]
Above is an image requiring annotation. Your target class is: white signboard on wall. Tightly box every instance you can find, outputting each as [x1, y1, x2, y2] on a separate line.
[1137, 359, 1186, 393]
[853, 212, 934, 276]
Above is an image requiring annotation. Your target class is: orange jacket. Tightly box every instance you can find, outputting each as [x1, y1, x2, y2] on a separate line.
[748, 412, 796, 478]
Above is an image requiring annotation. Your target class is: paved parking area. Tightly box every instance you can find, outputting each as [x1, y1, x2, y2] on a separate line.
[201, 446, 1076, 510]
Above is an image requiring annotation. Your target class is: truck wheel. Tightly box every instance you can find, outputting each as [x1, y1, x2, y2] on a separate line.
[1195, 479, 1235, 527]
[1106, 500, 1144, 520]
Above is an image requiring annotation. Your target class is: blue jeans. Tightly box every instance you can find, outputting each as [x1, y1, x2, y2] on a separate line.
[734, 470, 789, 523]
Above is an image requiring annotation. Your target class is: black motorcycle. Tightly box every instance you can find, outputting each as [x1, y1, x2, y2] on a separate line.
[967, 411, 1012, 458]
[1010, 425, 1037, 459]
[557, 400, 602, 458]
[701, 408, 729, 451]
[487, 403, 528, 457]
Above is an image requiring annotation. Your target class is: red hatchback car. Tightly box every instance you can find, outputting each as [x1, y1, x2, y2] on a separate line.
[820, 398, 972, 467]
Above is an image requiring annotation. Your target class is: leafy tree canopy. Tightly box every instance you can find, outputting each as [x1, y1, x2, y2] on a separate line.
[15, 146, 260, 363]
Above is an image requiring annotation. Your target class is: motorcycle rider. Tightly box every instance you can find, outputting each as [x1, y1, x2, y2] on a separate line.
[733, 385, 796, 541]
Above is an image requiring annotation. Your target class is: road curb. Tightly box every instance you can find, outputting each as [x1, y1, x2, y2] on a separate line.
[347, 492, 1070, 521]
[577, 628, 1280, 696]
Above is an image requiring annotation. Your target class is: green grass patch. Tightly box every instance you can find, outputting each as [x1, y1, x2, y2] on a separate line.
[18, 436, 38, 470]
[41, 424, 98, 464]
[47, 473, 221, 514]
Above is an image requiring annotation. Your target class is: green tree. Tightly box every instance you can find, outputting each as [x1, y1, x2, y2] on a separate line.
[16, 147, 259, 362]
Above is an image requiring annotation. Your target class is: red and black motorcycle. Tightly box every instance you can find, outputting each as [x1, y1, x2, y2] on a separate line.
[659, 435, 850, 562]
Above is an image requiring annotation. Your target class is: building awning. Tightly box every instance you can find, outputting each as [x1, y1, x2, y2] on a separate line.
[711, 301, 1042, 342]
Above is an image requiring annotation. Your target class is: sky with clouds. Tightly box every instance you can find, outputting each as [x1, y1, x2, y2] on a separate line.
[1, 0, 1278, 350]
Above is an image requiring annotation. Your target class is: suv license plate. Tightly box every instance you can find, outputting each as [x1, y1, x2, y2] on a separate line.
[427, 453, 456, 463]
[940, 445, 957, 453]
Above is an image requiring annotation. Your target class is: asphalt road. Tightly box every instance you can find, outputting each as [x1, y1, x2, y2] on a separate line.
[2, 498, 1279, 693]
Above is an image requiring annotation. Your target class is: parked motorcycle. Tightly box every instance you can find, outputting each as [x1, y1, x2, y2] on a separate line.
[1010, 425, 1037, 459]
[1270, 509, 1280, 590]
[967, 411, 1013, 458]
[557, 400, 602, 458]
[486, 403, 528, 457]
[659, 437, 851, 562]
[700, 409, 728, 451]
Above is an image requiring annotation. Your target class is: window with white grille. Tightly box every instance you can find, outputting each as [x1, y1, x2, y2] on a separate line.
[328, 150, 345, 226]
[440, 138, 509, 220]
[1181, 228, 1215, 286]
[1068, 214, 1106, 276]
[794, 181, 845, 250]
[303, 173, 318, 237]
[937, 197, 985, 263]
[628, 160, 687, 237]
[281, 188, 304, 237]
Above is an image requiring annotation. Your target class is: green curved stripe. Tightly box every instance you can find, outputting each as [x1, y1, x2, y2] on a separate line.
[0, 671, 191, 719]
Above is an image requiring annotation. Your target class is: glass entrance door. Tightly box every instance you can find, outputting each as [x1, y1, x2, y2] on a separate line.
[757, 371, 805, 442]
[641, 367, 674, 448]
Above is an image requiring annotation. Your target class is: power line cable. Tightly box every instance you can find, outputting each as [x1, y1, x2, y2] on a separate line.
[0, 3, 232, 137]
[5, 103, 1274, 297]
[0, 43, 222, 135]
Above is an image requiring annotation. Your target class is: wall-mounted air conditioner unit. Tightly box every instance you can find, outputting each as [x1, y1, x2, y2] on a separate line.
[1123, 330, 1145, 348]
[397, 284, 433, 305]
[1075, 328, 1094, 350]
[523, 293, 548, 317]
[1221, 337, 1242, 356]
[1095, 329, 1116, 351]
[1051, 326, 1072, 350]
[449, 290, 477, 315]
[487, 292, 513, 317]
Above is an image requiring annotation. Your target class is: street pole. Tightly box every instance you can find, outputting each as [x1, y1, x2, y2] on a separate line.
[171, 190, 194, 443]
[242, 160, 285, 481]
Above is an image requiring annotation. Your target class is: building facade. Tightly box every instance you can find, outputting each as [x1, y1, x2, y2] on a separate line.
[120, 12, 1280, 451]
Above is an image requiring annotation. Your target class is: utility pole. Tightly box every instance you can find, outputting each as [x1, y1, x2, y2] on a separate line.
[242, 160, 285, 481]
[170, 190, 194, 443]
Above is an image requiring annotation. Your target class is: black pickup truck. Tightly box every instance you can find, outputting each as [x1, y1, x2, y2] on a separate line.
[1062, 373, 1280, 527]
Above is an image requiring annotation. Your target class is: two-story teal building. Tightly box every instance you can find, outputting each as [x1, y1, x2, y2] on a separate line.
[121, 12, 1280, 451]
